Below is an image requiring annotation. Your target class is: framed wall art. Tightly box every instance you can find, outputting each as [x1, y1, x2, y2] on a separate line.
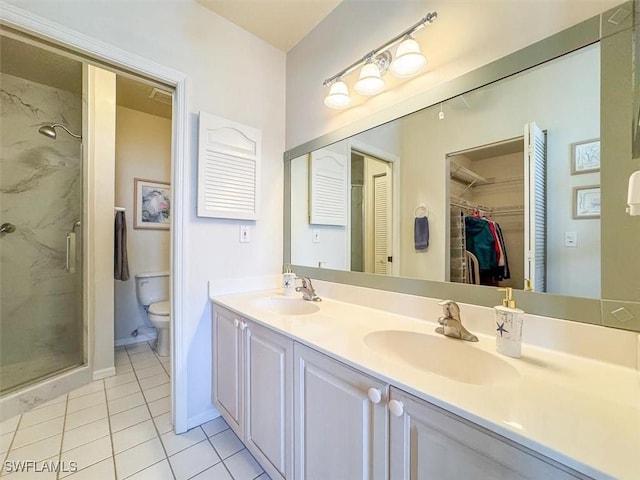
[571, 139, 600, 174]
[572, 185, 600, 219]
[134, 178, 171, 230]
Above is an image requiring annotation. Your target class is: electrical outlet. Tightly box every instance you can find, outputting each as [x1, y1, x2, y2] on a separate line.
[240, 225, 250, 243]
[564, 231, 577, 247]
[312, 229, 320, 243]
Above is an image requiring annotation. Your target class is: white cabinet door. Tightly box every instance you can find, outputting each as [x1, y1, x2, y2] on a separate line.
[389, 387, 584, 480]
[294, 343, 388, 480]
[244, 320, 293, 480]
[212, 306, 242, 434]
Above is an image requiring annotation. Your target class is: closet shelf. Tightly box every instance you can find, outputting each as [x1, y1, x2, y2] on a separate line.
[450, 161, 488, 186]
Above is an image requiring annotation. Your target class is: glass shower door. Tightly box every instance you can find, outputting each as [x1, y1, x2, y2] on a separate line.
[0, 63, 84, 395]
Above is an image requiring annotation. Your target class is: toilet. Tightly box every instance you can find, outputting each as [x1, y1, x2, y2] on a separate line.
[134, 271, 170, 357]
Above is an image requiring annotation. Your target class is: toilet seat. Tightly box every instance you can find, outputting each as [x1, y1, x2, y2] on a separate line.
[149, 301, 170, 316]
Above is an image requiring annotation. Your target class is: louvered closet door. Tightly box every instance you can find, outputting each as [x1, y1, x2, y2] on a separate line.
[309, 148, 348, 226]
[524, 122, 547, 292]
[373, 173, 391, 275]
[197, 112, 261, 220]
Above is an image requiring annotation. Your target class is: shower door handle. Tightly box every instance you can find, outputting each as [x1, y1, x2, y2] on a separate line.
[66, 232, 76, 273]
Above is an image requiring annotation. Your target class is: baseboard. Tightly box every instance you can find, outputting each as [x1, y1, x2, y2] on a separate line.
[186, 405, 220, 431]
[92, 366, 116, 381]
[115, 332, 157, 348]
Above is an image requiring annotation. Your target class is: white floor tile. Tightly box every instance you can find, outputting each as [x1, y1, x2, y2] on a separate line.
[223, 449, 263, 480]
[126, 343, 152, 354]
[128, 351, 157, 362]
[125, 459, 173, 480]
[5, 434, 62, 464]
[111, 420, 157, 454]
[108, 392, 145, 415]
[67, 391, 105, 414]
[104, 372, 137, 390]
[255, 473, 272, 480]
[59, 435, 112, 478]
[210, 429, 243, 460]
[20, 402, 66, 428]
[202, 417, 229, 438]
[115, 363, 133, 375]
[65, 403, 108, 431]
[66, 457, 115, 480]
[114, 437, 165, 480]
[138, 373, 169, 391]
[109, 405, 150, 433]
[153, 412, 173, 435]
[0, 417, 20, 436]
[147, 397, 170, 418]
[32, 394, 67, 410]
[134, 365, 165, 380]
[62, 417, 109, 452]
[12, 416, 64, 449]
[161, 426, 205, 456]
[131, 357, 161, 370]
[68, 381, 104, 399]
[191, 462, 233, 480]
[0, 431, 15, 456]
[169, 440, 221, 480]
[106, 382, 141, 402]
[142, 383, 170, 403]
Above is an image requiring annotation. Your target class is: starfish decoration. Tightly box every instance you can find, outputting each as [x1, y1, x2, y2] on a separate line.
[284, 279, 291, 287]
[496, 321, 509, 337]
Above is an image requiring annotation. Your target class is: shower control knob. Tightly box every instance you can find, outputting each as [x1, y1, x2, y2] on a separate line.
[0, 223, 15, 234]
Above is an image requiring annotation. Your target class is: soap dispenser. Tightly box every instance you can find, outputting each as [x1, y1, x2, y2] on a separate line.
[283, 264, 296, 297]
[495, 287, 524, 358]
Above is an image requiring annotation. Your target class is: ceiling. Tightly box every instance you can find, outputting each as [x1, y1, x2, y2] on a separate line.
[196, 0, 343, 52]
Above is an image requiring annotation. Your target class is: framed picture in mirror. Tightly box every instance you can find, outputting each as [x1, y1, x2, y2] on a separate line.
[572, 185, 600, 219]
[571, 139, 600, 174]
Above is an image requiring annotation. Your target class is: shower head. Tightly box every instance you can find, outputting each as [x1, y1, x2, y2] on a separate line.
[38, 123, 82, 140]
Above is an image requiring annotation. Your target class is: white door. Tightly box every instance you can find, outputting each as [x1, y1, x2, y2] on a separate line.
[524, 122, 547, 292]
[244, 321, 293, 480]
[212, 306, 242, 434]
[373, 172, 392, 275]
[294, 344, 388, 480]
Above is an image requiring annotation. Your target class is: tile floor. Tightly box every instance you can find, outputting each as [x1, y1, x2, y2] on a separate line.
[0, 342, 270, 480]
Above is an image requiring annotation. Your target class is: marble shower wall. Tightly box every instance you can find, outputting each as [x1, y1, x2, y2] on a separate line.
[0, 72, 83, 393]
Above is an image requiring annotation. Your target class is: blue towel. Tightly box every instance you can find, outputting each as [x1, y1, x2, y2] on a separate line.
[414, 216, 429, 250]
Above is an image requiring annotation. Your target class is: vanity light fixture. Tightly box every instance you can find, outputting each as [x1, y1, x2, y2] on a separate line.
[323, 11, 437, 109]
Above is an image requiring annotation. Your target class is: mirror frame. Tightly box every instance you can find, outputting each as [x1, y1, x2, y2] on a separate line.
[284, 2, 640, 332]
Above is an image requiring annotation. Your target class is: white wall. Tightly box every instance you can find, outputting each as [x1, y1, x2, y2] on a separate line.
[7, 0, 286, 426]
[286, 0, 619, 149]
[114, 106, 171, 345]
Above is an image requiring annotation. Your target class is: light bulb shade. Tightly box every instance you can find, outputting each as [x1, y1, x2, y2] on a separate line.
[390, 37, 427, 78]
[324, 80, 351, 109]
[354, 63, 385, 96]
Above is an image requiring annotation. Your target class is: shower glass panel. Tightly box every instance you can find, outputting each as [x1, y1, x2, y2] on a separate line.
[0, 37, 84, 395]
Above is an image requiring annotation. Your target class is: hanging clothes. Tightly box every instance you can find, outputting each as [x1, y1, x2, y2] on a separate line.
[493, 223, 510, 280]
[464, 216, 496, 272]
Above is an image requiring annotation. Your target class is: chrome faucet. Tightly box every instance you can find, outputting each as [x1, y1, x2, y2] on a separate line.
[435, 300, 478, 342]
[295, 276, 322, 302]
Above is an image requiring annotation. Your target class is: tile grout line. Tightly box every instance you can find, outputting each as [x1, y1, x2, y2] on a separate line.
[105, 364, 121, 480]
[205, 434, 236, 480]
[0, 413, 23, 476]
[55, 393, 70, 480]
[126, 342, 177, 480]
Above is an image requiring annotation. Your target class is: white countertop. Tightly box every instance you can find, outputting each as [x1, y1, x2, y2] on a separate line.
[210, 289, 640, 480]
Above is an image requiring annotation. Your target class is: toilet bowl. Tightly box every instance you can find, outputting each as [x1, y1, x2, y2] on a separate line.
[148, 300, 170, 356]
[135, 272, 171, 357]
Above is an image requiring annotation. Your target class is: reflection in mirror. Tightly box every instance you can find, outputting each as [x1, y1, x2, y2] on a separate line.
[291, 43, 601, 299]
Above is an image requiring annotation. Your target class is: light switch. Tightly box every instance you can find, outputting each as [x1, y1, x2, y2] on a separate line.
[312, 229, 320, 243]
[240, 225, 250, 243]
[564, 231, 577, 247]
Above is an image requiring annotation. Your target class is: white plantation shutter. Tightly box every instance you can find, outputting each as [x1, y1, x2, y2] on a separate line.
[197, 112, 261, 220]
[373, 173, 391, 275]
[309, 148, 347, 226]
[524, 122, 547, 292]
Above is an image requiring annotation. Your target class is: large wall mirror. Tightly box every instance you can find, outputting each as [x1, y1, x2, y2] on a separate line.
[284, 2, 640, 332]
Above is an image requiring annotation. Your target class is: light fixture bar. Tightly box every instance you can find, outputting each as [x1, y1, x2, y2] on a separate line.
[323, 11, 437, 87]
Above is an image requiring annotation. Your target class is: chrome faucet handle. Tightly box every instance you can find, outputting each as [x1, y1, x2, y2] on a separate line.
[435, 300, 478, 342]
[295, 276, 321, 302]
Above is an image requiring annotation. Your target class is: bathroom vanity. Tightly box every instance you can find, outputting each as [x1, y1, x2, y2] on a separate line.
[210, 288, 640, 480]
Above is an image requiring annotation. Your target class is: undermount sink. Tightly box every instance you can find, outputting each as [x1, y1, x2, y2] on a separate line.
[364, 330, 519, 386]
[253, 296, 320, 316]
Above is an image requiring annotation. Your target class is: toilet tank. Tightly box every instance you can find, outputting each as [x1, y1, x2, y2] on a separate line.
[135, 271, 169, 306]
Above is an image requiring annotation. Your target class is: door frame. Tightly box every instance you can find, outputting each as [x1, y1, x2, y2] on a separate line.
[1, 3, 190, 433]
